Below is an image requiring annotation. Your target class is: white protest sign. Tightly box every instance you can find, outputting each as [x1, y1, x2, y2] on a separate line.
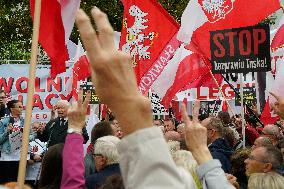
[9, 131, 23, 153]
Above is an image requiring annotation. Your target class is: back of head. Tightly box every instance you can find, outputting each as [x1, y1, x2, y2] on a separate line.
[3, 182, 31, 189]
[261, 146, 283, 172]
[91, 121, 114, 144]
[94, 136, 120, 165]
[207, 117, 224, 136]
[39, 143, 64, 189]
[263, 125, 280, 138]
[223, 127, 239, 148]
[231, 148, 250, 183]
[6, 100, 19, 112]
[218, 111, 231, 126]
[248, 172, 284, 189]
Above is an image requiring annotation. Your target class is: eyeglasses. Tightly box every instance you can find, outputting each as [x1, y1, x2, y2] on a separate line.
[247, 155, 269, 164]
[92, 153, 103, 157]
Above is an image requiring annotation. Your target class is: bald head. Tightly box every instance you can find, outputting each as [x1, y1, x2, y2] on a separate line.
[252, 136, 272, 150]
[262, 125, 280, 145]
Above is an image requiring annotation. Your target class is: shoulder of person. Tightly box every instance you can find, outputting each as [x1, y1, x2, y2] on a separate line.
[46, 118, 59, 127]
[0, 116, 10, 126]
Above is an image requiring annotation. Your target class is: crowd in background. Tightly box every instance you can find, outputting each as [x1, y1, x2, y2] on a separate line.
[1, 7, 284, 189]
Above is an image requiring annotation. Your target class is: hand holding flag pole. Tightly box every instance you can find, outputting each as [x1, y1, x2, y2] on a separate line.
[17, 0, 41, 187]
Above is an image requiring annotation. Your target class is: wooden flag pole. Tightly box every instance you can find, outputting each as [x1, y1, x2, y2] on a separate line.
[240, 73, 246, 148]
[17, 0, 41, 187]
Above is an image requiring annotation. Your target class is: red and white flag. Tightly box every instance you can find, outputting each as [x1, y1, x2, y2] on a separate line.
[70, 40, 90, 100]
[30, 0, 81, 78]
[260, 50, 284, 125]
[120, 0, 179, 90]
[177, 0, 280, 58]
[151, 45, 209, 108]
[271, 14, 284, 51]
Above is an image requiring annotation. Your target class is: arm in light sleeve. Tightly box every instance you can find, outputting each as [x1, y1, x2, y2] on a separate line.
[197, 160, 235, 189]
[117, 127, 188, 189]
[61, 133, 86, 189]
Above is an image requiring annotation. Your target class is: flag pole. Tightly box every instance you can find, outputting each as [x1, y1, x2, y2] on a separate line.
[208, 71, 236, 116]
[202, 57, 236, 116]
[240, 73, 246, 148]
[17, 0, 41, 187]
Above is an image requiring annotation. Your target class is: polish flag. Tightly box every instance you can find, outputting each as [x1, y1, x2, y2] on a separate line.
[30, 0, 81, 78]
[177, 0, 280, 58]
[70, 40, 90, 100]
[260, 51, 284, 124]
[119, 0, 179, 87]
[151, 45, 209, 108]
[271, 14, 284, 51]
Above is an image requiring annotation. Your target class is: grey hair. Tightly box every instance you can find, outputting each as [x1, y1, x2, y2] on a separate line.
[94, 136, 120, 165]
[56, 100, 70, 107]
[248, 172, 284, 189]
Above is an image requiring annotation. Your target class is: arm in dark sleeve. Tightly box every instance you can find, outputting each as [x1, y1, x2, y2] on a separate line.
[82, 127, 89, 144]
[37, 120, 53, 142]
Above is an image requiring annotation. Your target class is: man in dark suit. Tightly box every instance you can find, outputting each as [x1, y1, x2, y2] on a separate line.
[37, 100, 89, 147]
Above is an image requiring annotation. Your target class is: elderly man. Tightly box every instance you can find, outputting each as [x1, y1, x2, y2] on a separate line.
[251, 136, 273, 150]
[86, 136, 121, 189]
[37, 100, 89, 147]
[262, 124, 281, 146]
[202, 117, 233, 173]
[244, 146, 283, 176]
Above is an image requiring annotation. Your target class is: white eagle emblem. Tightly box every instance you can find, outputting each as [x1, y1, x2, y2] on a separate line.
[199, 0, 234, 23]
[122, 5, 156, 67]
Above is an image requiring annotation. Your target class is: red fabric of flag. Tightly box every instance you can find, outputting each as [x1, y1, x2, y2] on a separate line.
[187, 0, 280, 59]
[120, 0, 179, 84]
[161, 53, 208, 107]
[30, 0, 69, 78]
[72, 55, 91, 99]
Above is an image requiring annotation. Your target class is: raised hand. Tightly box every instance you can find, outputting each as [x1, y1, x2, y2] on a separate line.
[67, 89, 91, 130]
[75, 7, 152, 135]
[181, 102, 212, 165]
[270, 92, 284, 119]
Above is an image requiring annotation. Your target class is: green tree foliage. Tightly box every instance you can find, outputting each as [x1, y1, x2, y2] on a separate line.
[0, 0, 277, 61]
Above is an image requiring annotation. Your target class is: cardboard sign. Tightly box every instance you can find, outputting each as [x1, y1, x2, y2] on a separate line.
[210, 24, 270, 73]
[80, 84, 100, 104]
[235, 87, 256, 106]
[9, 131, 23, 153]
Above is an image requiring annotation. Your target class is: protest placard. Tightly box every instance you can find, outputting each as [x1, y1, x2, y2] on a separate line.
[210, 24, 270, 73]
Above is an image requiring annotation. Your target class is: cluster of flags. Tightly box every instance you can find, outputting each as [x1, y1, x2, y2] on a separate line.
[29, 0, 284, 122]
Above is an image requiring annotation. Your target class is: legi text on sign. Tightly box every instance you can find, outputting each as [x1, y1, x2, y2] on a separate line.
[210, 24, 270, 74]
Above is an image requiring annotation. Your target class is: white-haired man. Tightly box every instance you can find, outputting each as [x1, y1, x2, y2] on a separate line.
[86, 136, 121, 189]
[37, 100, 89, 147]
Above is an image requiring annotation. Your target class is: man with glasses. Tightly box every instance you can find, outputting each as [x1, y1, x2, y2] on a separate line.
[0, 91, 10, 118]
[86, 136, 121, 189]
[244, 146, 282, 176]
[202, 117, 233, 173]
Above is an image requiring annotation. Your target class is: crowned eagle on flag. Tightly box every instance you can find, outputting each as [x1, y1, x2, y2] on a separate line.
[122, 5, 156, 67]
[200, 0, 233, 23]
[120, 0, 179, 85]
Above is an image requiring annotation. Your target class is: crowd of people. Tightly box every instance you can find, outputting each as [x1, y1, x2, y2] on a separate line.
[0, 7, 284, 189]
